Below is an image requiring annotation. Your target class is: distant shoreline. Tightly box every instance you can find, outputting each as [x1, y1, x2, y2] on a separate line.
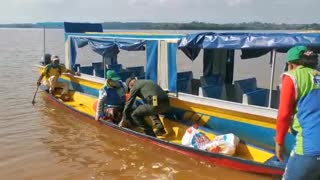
[0, 22, 320, 30]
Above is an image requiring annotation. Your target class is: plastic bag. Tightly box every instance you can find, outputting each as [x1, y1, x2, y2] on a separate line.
[204, 133, 240, 156]
[213, 133, 240, 146]
[181, 125, 199, 146]
[204, 141, 236, 155]
[191, 132, 211, 150]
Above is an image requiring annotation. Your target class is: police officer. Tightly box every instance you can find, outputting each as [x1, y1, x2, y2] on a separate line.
[120, 77, 169, 137]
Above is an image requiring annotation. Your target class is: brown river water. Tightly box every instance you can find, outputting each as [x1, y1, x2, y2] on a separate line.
[0, 28, 283, 180]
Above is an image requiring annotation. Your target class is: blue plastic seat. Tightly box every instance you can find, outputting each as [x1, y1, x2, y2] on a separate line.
[118, 71, 133, 82]
[126, 66, 145, 77]
[95, 69, 105, 78]
[200, 74, 223, 86]
[92, 62, 103, 70]
[243, 89, 270, 107]
[177, 71, 193, 80]
[79, 66, 93, 75]
[234, 78, 257, 93]
[234, 77, 257, 102]
[136, 73, 145, 79]
[177, 78, 192, 94]
[199, 85, 226, 100]
[107, 64, 122, 72]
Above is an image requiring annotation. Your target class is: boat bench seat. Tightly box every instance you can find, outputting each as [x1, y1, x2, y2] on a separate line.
[234, 77, 257, 103]
[176, 71, 193, 94]
[178, 71, 193, 80]
[94, 69, 104, 78]
[126, 66, 145, 77]
[243, 89, 270, 107]
[200, 74, 223, 86]
[199, 84, 227, 100]
[177, 78, 192, 94]
[92, 62, 103, 70]
[136, 73, 145, 79]
[107, 64, 122, 72]
[79, 66, 94, 75]
[118, 71, 133, 82]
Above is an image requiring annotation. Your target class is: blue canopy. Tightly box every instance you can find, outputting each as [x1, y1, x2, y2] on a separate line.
[64, 22, 103, 33]
[178, 32, 320, 60]
[69, 37, 146, 67]
[74, 37, 146, 56]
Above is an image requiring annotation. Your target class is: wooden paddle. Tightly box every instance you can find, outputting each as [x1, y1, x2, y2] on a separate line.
[31, 85, 40, 105]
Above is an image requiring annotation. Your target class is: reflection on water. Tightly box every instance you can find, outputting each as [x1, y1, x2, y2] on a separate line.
[0, 28, 278, 179]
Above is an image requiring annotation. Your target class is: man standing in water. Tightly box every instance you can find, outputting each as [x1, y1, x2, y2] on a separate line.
[120, 77, 169, 137]
[276, 46, 320, 179]
[37, 55, 80, 101]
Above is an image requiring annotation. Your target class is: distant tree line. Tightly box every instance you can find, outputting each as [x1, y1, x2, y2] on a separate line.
[0, 21, 320, 30]
[101, 21, 320, 30]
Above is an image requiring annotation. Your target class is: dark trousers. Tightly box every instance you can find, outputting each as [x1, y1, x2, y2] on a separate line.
[130, 103, 168, 136]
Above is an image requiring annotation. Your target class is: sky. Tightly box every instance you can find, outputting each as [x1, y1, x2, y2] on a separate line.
[0, 0, 319, 24]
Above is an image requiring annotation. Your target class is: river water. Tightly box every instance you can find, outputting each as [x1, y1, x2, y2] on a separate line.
[0, 28, 281, 180]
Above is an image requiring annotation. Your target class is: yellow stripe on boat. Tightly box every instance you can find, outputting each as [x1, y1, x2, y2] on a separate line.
[60, 75, 102, 89]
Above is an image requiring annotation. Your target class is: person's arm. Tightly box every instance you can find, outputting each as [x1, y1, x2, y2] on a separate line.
[275, 75, 296, 161]
[123, 87, 138, 117]
[95, 88, 107, 120]
[37, 66, 48, 86]
[62, 66, 80, 76]
[276, 75, 296, 145]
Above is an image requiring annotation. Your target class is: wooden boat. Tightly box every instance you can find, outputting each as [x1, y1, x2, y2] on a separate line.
[38, 85, 284, 175]
[36, 22, 320, 175]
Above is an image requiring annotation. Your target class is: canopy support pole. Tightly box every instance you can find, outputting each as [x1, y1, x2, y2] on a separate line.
[103, 56, 106, 79]
[43, 25, 46, 57]
[268, 50, 277, 108]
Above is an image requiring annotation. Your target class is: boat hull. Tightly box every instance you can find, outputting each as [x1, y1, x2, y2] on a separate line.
[49, 71, 294, 153]
[41, 87, 284, 176]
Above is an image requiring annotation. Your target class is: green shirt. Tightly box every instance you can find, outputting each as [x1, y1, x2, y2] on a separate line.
[123, 80, 169, 115]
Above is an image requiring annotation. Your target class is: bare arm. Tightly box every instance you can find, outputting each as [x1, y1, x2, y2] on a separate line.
[62, 66, 80, 76]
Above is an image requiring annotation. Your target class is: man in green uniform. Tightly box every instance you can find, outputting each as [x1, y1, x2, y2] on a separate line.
[120, 77, 169, 137]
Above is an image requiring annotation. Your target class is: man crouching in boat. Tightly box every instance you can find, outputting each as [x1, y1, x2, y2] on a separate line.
[119, 77, 169, 137]
[37, 55, 80, 101]
[95, 70, 127, 124]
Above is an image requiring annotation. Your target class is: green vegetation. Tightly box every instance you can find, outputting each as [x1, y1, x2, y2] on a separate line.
[0, 21, 320, 30]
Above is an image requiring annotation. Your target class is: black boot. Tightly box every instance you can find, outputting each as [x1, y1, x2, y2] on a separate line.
[144, 129, 156, 137]
[154, 128, 166, 136]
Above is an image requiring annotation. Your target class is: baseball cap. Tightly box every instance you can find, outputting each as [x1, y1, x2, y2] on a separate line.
[287, 46, 308, 62]
[106, 70, 120, 81]
[51, 55, 60, 62]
